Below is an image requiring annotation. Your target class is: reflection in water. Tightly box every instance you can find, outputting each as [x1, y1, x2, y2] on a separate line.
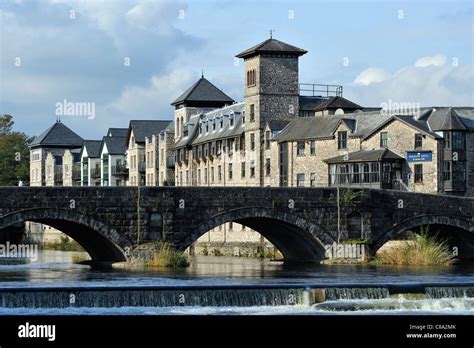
[0, 251, 473, 287]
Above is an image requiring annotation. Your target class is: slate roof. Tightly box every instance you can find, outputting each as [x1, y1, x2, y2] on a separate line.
[81, 140, 102, 158]
[311, 96, 362, 112]
[272, 110, 443, 143]
[101, 136, 127, 155]
[107, 128, 128, 137]
[325, 149, 405, 164]
[173, 103, 245, 148]
[267, 120, 290, 131]
[299, 96, 327, 111]
[236, 38, 307, 58]
[426, 107, 474, 131]
[30, 121, 83, 148]
[171, 77, 235, 106]
[127, 120, 172, 144]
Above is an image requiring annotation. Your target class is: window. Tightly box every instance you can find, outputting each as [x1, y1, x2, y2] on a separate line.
[380, 132, 388, 148]
[297, 174, 305, 187]
[296, 141, 305, 156]
[204, 168, 208, 184]
[219, 117, 223, 128]
[265, 130, 271, 149]
[337, 131, 347, 149]
[414, 133, 423, 149]
[211, 167, 214, 183]
[247, 69, 256, 87]
[241, 162, 245, 178]
[414, 164, 423, 183]
[310, 141, 316, 155]
[310, 173, 316, 187]
[444, 131, 451, 148]
[197, 169, 201, 185]
[443, 161, 451, 181]
[265, 158, 271, 176]
[242, 111, 246, 124]
[218, 165, 222, 182]
[230, 115, 234, 127]
[250, 104, 255, 122]
[228, 163, 233, 180]
[250, 133, 255, 150]
[250, 160, 255, 178]
[452, 131, 464, 149]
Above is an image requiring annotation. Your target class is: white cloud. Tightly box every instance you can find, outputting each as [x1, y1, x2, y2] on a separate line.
[109, 67, 196, 117]
[346, 55, 473, 107]
[353, 68, 391, 86]
[414, 54, 447, 68]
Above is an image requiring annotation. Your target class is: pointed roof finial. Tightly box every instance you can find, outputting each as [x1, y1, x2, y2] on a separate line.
[201, 69, 204, 78]
[270, 29, 275, 38]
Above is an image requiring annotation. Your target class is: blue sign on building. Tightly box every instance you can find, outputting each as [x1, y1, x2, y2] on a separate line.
[406, 151, 432, 162]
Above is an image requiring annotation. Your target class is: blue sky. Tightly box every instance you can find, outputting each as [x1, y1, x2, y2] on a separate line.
[0, 0, 473, 139]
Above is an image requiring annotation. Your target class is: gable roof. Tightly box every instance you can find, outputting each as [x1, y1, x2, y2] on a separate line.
[127, 120, 172, 144]
[107, 128, 128, 137]
[236, 38, 307, 59]
[30, 121, 83, 148]
[272, 110, 442, 143]
[101, 136, 127, 155]
[171, 77, 235, 106]
[81, 140, 102, 158]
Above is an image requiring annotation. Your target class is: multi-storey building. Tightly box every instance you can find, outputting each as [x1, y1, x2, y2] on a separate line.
[29, 121, 83, 187]
[126, 120, 171, 186]
[145, 122, 175, 186]
[271, 107, 474, 196]
[100, 128, 128, 186]
[80, 140, 102, 186]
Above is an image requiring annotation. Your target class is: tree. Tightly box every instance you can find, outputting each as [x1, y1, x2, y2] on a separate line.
[0, 114, 32, 186]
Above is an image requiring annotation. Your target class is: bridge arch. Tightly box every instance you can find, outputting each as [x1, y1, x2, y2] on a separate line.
[179, 207, 335, 262]
[372, 215, 474, 258]
[0, 208, 130, 263]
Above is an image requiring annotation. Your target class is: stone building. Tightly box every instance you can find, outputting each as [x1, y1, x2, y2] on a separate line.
[125, 120, 171, 186]
[272, 107, 474, 196]
[28, 120, 83, 244]
[145, 122, 175, 186]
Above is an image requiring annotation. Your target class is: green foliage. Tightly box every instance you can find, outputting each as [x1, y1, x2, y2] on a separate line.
[146, 243, 189, 268]
[0, 114, 32, 186]
[212, 248, 222, 256]
[374, 228, 454, 266]
[43, 235, 85, 252]
[342, 189, 362, 205]
[202, 245, 209, 256]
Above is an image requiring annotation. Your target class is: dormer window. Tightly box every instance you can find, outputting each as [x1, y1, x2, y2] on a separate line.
[220, 117, 223, 128]
[230, 114, 235, 127]
[242, 111, 246, 124]
[212, 119, 216, 130]
[205, 122, 209, 133]
[199, 124, 203, 135]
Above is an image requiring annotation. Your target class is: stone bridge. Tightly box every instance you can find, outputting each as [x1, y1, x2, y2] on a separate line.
[0, 187, 472, 263]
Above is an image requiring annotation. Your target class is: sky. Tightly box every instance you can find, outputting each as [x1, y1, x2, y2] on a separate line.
[0, 0, 473, 139]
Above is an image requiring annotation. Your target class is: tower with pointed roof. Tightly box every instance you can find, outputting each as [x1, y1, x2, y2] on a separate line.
[171, 76, 234, 141]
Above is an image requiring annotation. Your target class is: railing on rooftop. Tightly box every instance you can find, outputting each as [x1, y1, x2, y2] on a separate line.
[299, 83, 343, 98]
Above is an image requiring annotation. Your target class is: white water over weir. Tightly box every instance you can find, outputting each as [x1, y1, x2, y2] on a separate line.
[0, 283, 473, 309]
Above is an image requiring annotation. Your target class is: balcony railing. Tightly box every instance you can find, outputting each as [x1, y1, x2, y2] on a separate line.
[299, 83, 343, 98]
[111, 164, 128, 176]
[90, 167, 101, 179]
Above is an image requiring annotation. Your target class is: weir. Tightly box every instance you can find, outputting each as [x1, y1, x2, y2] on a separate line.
[0, 283, 473, 309]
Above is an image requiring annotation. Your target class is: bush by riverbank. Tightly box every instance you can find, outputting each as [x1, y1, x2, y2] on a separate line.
[41, 236, 85, 252]
[146, 244, 190, 268]
[373, 231, 454, 266]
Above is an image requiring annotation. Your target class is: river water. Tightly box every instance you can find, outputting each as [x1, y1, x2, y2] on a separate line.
[0, 250, 473, 315]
